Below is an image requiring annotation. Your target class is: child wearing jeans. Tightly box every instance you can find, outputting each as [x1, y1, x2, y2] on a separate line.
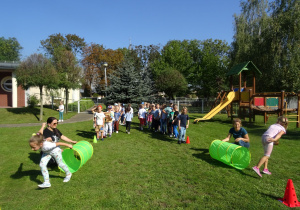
[252, 116, 288, 177]
[178, 107, 189, 144]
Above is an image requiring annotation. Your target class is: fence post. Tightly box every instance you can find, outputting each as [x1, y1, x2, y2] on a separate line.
[78, 99, 80, 113]
[177, 101, 180, 111]
[202, 99, 204, 113]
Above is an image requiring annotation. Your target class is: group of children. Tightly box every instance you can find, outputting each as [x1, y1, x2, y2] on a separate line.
[92, 101, 190, 144]
[28, 102, 289, 188]
[138, 102, 190, 144]
[92, 103, 134, 141]
[222, 116, 288, 177]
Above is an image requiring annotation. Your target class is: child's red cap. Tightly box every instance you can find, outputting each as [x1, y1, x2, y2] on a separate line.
[97, 105, 102, 109]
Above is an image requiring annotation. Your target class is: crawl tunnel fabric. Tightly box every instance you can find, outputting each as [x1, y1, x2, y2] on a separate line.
[209, 140, 251, 170]
[60, 141, 93, 173]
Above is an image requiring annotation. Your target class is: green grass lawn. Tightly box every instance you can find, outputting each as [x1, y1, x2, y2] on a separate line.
[0, 113, 299, 209]
[0, 107, 77, 124]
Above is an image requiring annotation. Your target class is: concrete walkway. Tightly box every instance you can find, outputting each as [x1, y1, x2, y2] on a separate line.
[0, 111, 94, 128]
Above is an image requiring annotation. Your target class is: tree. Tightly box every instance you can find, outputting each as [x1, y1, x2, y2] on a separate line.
[198, 39, 230, 98]
[81, 44, 124, 95]
[54, 48, 83, 112]
[231, 0, 300, 92]
[40, 33, 86, 57]
[41, 33, 86, 112]
[155, 68, 188, 99]
[0, 37, 23, 61]
[106, 55, 155, 106]
[15, 53, 57, 121]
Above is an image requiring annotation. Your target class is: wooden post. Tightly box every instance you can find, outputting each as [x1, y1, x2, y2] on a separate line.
[249, 89, 253, 122]
[253, 72, 256, 95]
[280, 90, 285, 116]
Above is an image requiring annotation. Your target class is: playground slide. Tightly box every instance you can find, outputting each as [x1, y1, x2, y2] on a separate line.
[194, 91, 235, 122]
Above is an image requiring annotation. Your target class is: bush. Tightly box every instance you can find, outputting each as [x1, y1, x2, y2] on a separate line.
[27, 94, 39, 108]
[68, 99, 94, 112]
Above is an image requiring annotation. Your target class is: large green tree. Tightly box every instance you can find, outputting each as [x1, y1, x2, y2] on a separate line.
[231, 0, 300, 92]
[0, 37, 23, 61]
[155, 68, 188, 99]
[106, 55, 156, 106]
[16, 53, 57, 121]
[41, 34, 86, 112]
[54, 48, 83, 112]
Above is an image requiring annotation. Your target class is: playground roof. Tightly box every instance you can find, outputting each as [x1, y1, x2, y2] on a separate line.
[226, 61, 262, 76]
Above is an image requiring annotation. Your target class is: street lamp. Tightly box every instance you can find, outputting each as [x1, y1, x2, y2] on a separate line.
[103, 62, 108, 98]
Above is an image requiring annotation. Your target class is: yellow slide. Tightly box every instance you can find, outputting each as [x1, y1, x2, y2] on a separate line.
[194, 91, 235, 123]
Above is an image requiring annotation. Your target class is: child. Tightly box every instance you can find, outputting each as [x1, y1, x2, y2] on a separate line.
[147, 104, 154, 129]
[138, 104, 147, 130]
[94, 105, 105, 141]
[105, 106, 114, 138]
[57, 101, 64, 122]
[29, 125, 74, 188]
[178, 107, 189, 144]
[252, 116, 288, 177]
[125, 107, 133, 134]
[222, 118, 250, 148]
[114, 105, 121, 133]
[172, 104, 180, 138]
[160, 104, 167, 134]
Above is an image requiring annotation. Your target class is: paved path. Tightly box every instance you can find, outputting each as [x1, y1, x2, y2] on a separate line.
[0, 111, 94, 128]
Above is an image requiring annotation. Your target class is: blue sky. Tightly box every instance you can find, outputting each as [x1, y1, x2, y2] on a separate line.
[1, 0, 241, 60]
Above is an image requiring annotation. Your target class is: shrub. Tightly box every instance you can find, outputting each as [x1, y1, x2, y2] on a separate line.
[27, 94, 39, 108]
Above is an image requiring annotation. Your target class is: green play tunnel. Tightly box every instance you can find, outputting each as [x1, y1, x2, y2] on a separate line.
[209, 140, 251, 170]
[60, 141, 93, 173]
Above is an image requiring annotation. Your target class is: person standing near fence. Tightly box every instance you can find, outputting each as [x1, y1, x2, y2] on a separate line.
[178, 107, 189, 144]
[57, 101, 64, 122]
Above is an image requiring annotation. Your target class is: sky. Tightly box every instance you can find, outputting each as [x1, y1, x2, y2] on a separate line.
[1, 0, 242, 60]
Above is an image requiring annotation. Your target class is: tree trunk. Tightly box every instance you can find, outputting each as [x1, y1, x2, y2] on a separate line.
[65, 88, 69, 113]
[39, 86, 43, 121]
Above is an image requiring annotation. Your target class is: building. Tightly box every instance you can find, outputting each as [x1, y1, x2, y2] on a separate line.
[0, 61, 80, 108]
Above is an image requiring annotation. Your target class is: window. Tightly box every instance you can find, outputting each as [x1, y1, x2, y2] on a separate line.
[1, 76, 12, 92]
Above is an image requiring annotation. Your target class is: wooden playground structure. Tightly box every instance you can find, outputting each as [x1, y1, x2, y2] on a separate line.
[227, 61, 300, 127]
[195, 61, 300, 128]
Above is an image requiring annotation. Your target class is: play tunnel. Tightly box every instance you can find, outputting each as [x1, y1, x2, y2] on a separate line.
[209, 140, 251, 170]
[60, 141, 93, 173]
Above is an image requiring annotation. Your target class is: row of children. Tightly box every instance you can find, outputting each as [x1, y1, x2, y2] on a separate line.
[221, 116, 288, 177]
[92, 103, 134, 141]
[137, 101, 190, 144]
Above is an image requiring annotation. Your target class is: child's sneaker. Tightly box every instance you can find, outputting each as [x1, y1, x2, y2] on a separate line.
[63, 174, 72, 182]
[262, 169, 272, 175]
[38, 182, 51, 188]
[116, 131, 118, 133]
[252, 166, 262, 177]
[128, 132, 130, 134]
[101, 138, 104, 141]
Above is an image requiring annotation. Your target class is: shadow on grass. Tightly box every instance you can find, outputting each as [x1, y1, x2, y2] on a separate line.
[191, 147, 256, 177]
[76, 129, 95, 139]
[10, 163, 61, 184]
[6, 107, 41, 121]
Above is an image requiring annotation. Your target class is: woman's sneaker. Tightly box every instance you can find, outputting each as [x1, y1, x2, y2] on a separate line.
[262, 169, 272, 175]
[38, 182, 51, 188]
[252, 166, 262, 177]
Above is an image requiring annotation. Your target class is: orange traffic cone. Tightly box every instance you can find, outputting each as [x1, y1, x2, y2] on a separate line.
[186, 136, 190, 144]
[278, 179, 300, 207]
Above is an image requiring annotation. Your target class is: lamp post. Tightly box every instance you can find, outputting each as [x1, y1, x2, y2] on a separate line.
[103, 62, 108, 98]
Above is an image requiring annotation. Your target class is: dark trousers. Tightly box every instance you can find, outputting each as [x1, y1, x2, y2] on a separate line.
[126, 121, 131, 132]
[153, 119, 160, 131]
